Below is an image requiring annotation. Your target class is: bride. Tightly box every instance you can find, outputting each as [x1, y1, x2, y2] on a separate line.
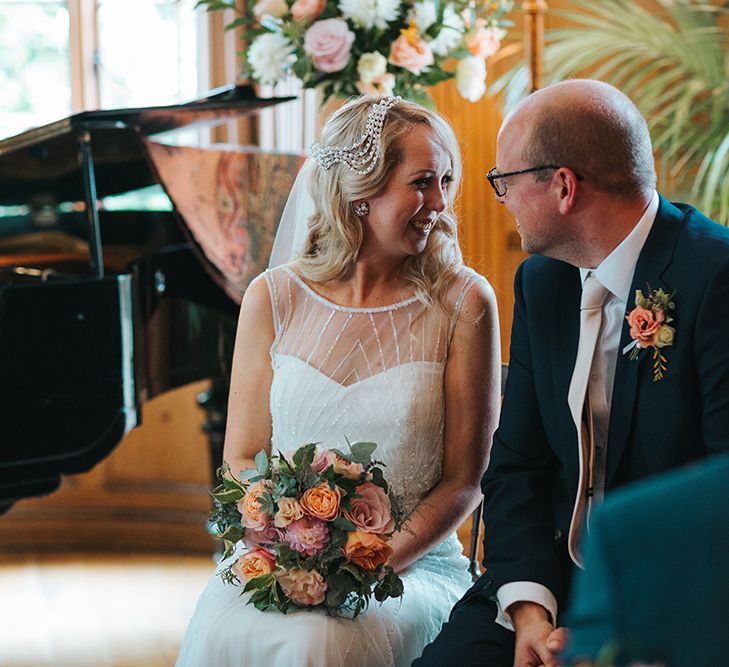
[176, 95, 501, 667]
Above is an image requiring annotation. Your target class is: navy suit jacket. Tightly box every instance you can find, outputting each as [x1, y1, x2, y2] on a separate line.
[564, 453, 729, 666]
[481, 196, 729, 612]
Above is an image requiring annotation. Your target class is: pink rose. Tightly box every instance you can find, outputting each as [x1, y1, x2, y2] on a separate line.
[626, 306, 663, 348]
[388, 30, 434, 75]
[276, 567, 327, 606]
[237, 480, 271, 531]
[344, 482, 395, 534]
[244, 522, 283, 547]
[233, 547, 276, 582]
[312, 446, 334, 474]
[303, 19, 355, 73]
[291, 0, 325, 21]
[465, 26, 504, 59]
[284, 516, 330, 556]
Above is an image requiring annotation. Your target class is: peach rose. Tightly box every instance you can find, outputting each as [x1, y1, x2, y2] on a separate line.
[291, 0, 325, 21]
[464, 26, 504, 59]
[253, 0, 288, 19]
[233, 547, 276, 582]
[342, 531, 393, 571]
[237, 480, 271, 531]
[276, 567, 327, 606]
[300, 483, 341, 521]
[356, 73, 396, 96]
[344, 482, 395, 534]
[332, 454, 365, 480]
[274, 496, 304, 528]
[388, 26, 434, 75]
[303, 19, 355, 73]
[626, 306, 663, 348]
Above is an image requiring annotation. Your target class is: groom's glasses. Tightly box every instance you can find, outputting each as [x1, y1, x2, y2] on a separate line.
[486, 165, 583, 197]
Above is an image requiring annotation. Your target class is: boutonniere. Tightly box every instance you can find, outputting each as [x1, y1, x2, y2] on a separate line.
[623, 286, 676, 382]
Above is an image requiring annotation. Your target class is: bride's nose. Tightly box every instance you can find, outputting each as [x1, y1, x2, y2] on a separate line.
[426, 183, 447, 213]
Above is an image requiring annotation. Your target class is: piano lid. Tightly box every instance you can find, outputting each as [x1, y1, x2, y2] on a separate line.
[0, 84, 293, 206]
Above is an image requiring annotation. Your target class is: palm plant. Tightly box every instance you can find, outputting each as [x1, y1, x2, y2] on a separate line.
[494, 0, 729, 224]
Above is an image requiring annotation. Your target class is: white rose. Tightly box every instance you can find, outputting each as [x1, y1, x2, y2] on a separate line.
[357, 52, 388, 84]
[456, 56, 487, 102]
[339, 0, 399, 30]
[253, 0, 288, 19]
[429, 4, 465, 56]
[247, 32, 295, 85]
[408, 0, 437, 33]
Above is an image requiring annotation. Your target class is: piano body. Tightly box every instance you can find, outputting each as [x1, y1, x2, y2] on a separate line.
[0, 85, 304, 521]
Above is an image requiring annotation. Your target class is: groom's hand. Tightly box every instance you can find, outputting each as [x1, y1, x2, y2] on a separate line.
[509, 601, 568, 667]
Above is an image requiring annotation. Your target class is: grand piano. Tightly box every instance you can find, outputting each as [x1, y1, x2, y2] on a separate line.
[0, 85, 304, 514]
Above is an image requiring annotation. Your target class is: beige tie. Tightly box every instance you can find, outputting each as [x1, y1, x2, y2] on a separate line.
[567, 273, 609, 567]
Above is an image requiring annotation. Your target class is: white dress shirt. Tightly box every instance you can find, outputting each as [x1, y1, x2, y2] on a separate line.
[495, 191, 659, 630]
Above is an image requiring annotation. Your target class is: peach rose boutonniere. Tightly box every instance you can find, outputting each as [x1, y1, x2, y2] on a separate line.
[623, 286, 676, 382]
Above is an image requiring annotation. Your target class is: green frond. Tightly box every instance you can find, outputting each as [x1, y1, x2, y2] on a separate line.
[496, 0, 729, 225]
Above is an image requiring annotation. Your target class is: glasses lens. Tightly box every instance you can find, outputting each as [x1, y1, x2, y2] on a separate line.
[487, 169, 505, 196]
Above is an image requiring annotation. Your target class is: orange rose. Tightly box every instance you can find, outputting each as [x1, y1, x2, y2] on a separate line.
[332, 454, 364, 480]
[342, 531, 393, 571]
[626, 306, 663, 348]
[233, 547, 276, 582]
[300, 483, 341, 521]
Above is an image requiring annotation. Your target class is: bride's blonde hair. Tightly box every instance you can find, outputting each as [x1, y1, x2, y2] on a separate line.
[299, 95, 464, 310]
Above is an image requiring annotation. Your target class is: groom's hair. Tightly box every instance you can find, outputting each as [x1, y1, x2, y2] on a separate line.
[516, 79, 657, 199]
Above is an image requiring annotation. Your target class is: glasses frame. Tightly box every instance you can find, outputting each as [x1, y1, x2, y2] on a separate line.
[486, 164, 583, 197]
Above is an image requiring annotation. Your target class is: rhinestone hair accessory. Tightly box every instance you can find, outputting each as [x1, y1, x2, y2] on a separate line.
[310, 96, 402, 175]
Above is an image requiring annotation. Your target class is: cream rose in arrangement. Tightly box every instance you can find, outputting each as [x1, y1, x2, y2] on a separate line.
[197, 0, 514, 106]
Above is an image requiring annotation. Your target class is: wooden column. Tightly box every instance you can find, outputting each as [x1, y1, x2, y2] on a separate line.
[523, 0, 549, 93]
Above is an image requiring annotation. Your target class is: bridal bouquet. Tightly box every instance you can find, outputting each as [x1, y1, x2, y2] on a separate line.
[210, 441, 406, 617]
[196, 0, 513, 106]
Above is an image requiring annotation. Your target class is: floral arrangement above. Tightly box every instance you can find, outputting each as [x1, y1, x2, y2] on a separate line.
[210, 441, 406, 617]
[623, 286, 676, 382]
[197, 0, 514, 107]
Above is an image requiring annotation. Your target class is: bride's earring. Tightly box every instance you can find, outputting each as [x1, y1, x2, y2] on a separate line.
[354, 201, 369, 217]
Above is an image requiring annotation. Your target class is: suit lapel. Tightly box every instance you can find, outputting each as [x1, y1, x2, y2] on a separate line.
[605, 196, 684, 485]
[551, 270, 581, 459]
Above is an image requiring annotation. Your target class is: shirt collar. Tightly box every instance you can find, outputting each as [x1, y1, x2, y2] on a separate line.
[579, 190, 659, 302]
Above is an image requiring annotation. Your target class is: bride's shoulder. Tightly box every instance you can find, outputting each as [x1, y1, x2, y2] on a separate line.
[445, 266, 495, 305]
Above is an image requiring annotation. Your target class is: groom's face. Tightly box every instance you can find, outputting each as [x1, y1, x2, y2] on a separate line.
[495, 118, 563, 258]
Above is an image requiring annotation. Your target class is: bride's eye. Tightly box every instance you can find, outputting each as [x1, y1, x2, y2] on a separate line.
[413, 178, 431, 189]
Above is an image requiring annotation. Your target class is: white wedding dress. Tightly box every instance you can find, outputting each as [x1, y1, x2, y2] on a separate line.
[176, 265, 484, 667]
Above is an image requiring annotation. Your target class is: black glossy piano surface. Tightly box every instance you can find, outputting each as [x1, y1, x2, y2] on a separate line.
[0, 85, 299, 512]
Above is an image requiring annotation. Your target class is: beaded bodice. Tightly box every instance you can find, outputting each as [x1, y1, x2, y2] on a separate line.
[263, 265, 480, 514]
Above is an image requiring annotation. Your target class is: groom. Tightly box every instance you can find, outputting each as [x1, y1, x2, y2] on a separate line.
[415, 79, 729, 666]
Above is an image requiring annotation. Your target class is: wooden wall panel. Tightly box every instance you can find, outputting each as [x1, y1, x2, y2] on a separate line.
[431, 80, 527, 360]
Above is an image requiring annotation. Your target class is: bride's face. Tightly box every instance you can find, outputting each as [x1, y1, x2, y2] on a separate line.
[360, 124, 452, 260]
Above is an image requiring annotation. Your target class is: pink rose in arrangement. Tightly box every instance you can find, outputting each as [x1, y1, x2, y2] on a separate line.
[303, 19, 355, 73]
[388, 27, 434, 75]
[291, 0, 325, 22]
[344, 482, 395, 534]
[284, 516, 330, 556]
[244, 522, 283, 547]
[237, 480, 271, 531]
[311, 447, 334, 474]
[465, 26, 504, 59]
[233, 547, 276, 582]
[626, 306, 664, 348]
[276, 567, 327, 606]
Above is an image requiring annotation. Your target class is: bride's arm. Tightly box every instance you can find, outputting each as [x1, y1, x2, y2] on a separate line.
[388, 278, 501, 572]
[222, 274, 276, 481]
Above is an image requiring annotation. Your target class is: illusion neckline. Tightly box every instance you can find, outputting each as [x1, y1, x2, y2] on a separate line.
[281, 266, 421, 313]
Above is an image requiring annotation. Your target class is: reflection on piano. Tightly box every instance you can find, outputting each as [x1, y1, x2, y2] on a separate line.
[0, 85, 304, 514]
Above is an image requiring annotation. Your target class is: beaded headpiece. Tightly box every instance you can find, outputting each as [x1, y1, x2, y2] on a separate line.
[310, 96, 402, 175]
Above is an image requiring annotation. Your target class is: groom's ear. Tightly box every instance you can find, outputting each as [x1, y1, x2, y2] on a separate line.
[554, 167, 580, 214]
